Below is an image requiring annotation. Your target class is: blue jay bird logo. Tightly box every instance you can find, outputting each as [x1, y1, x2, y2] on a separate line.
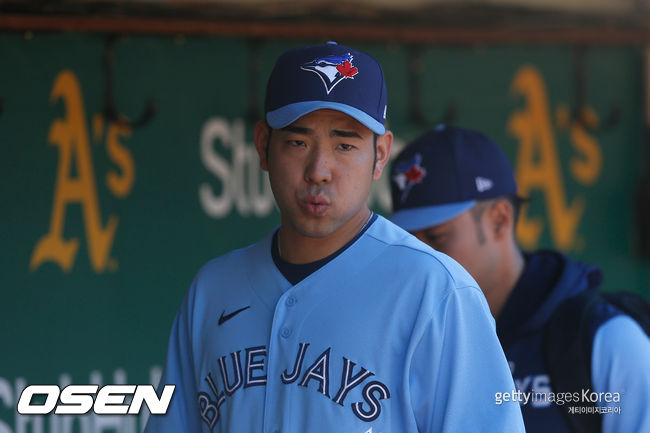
[392, 153, 427, 204]
[301, 53, 359, 94]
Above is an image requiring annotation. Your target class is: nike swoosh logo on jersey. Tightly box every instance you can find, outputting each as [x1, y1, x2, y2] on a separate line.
[218, 306, 250, 325]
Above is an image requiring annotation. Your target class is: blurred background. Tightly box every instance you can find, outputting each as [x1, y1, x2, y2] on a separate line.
[1, 0, 650, 431]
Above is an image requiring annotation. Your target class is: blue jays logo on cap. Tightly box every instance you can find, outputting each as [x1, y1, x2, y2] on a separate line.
[264, 42, 387, 134]
[300, 53, 359, 94]
[392, 153, 427, 204]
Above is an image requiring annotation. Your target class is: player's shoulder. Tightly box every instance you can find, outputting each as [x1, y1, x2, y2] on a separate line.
[363, 216, 493, 329]
[191, 233, 272, 290]
[198, 241, 260, 274]
[365, 215, 478, 289]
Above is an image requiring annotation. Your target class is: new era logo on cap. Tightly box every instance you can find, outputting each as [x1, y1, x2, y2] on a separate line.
[475, 176, 494, 193]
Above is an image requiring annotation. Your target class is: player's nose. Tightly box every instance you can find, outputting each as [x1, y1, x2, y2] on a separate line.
[304, 145, 333, 185]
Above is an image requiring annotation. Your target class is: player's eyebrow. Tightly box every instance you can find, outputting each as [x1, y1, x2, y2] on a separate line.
[281, 125, 313, 135]
[281, 126, 362, 139]
[330, 130, 362, 139]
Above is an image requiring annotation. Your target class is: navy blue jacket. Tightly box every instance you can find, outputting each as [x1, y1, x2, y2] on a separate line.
[497, 250, 604, 433]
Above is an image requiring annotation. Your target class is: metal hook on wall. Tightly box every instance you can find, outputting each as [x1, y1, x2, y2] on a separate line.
[571, 45, 620, 132]
[408, 45, 428, 127]
[635, 46, 650, 258]
[439, 103, 458, 127]
[247, 38, 262, 125]
[408, 45, 459, 129]
[103, 34, 156, 129]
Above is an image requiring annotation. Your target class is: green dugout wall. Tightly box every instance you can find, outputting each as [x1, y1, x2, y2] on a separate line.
[1, 31, 649, 432]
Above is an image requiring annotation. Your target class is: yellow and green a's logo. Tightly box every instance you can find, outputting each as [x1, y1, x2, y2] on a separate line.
[31, 70, 135, 273]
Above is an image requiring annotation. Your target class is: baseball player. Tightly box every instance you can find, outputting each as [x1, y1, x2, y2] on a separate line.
[145, 43, 525, 433]
[390, 125, 650, 433]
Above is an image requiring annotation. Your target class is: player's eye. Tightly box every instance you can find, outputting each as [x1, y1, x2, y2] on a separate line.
[337, 143, 355, 151]
[428, 234, 450, 247]
[288, 140, 306, 147]
[419, 231, 448, 248]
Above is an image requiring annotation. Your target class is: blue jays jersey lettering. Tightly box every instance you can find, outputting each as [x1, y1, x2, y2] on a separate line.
[145, 216, 525, 433]
[301, 53, 359, 94]
[198, 342, 389, 429]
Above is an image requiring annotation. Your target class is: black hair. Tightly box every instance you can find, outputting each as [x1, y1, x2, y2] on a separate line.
[372, 133, 378, 174]
[469, 194, 529, 244]
[505, 194, 528, 227]
[266, 124, 272, 165]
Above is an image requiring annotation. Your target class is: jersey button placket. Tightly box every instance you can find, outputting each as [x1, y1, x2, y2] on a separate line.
[265, 298, 287, 431]
[285, 296, 297, 307]
[264, 290, 298, 431]
[281, 296, 297, 338]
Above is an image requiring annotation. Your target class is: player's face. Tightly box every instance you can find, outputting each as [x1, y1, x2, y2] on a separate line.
[412, 209, 498, 289]
[255, 109, 391, 241]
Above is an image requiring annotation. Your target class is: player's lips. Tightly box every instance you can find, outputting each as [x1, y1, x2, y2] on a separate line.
[298, 195, 330, 216]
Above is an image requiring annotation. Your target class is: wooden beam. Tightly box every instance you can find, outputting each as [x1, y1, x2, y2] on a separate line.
[1, 14, 649, 45]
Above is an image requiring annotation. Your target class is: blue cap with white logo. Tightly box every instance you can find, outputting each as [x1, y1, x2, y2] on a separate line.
[264, 41, 387, 134]
[390, 125, 517, 232]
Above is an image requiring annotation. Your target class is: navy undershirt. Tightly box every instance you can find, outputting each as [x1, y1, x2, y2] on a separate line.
[271, 213, 378, 285]
[496, 251, 564, 347]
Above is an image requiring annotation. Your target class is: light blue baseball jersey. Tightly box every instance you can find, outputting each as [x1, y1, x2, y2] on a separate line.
[592, 315, 650, 433]
[145, 216, 524, 433]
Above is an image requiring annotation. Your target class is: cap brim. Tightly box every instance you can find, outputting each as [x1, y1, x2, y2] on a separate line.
[267, 101, 385, 134]
[390, 201, 475, 232]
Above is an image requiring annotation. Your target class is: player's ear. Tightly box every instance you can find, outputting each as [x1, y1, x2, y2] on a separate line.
[373, 130, 393, 180]
[487, 200, 513, 241]
[254, 120, 270, 171]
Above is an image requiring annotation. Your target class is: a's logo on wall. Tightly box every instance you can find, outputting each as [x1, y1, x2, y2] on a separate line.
[30, 70, 135, 273]
[508, 65, 602, 252]
[301, 53, 358, 94]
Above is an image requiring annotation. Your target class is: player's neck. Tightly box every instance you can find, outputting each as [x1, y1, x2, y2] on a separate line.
[277, 208, 372, 264]
[488, 243, 525, 319]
